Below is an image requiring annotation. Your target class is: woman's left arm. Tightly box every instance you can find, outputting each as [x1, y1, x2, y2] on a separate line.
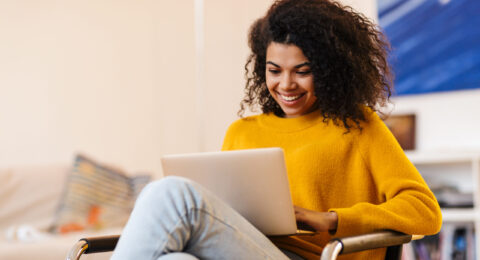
[329, 112, 442, 238]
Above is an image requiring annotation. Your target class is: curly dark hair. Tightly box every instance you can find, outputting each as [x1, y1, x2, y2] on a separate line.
[239, 0, 393, 130]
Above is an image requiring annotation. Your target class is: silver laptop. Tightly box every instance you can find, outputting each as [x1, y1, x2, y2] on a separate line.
[161, 147, 301, 236]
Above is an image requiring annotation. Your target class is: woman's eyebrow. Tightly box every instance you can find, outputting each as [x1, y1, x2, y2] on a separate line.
[266, 61, 310, 68]
[294, 62, 310, 68]
[266, 61, 280, 67]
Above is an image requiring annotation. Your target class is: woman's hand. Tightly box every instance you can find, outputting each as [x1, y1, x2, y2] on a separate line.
[294, 205, 338, 232]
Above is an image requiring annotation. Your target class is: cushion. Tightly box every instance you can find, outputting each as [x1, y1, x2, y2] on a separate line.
[51, 154, 150, 234]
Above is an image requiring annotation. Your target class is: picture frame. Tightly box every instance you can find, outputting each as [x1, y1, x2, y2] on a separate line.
[377, 0, 480, 95]
[384, 114, 416, 151]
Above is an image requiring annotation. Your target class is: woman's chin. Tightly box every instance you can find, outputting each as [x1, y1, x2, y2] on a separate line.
[282, 109, 306, 118]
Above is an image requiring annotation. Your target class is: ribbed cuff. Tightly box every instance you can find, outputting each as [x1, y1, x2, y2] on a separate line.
[328, 208, 370, 237]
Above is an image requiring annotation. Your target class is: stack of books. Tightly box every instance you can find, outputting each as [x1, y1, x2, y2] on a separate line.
[402, 223, 475, 260]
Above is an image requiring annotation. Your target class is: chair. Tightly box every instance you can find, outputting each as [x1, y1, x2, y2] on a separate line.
[65, 230, 421, 260]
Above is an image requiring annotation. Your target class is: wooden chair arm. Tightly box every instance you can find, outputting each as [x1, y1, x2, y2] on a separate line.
[320, 231, 413, 260]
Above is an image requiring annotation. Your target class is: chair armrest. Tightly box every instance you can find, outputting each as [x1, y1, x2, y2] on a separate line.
[320, 231, 412, 260]
[66, 235, 120, 260]
[67, 231, 416, 260]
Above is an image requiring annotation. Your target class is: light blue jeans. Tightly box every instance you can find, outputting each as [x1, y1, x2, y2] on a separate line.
[111, 176, 303, 260]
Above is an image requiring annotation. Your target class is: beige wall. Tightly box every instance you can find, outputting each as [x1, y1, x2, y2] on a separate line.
[202, 0, 273, 151]
[0, 0, 378, 174]
[340, 0, 378, 21]
[6, 0, 475, 176]
[0, 1, 196, 175]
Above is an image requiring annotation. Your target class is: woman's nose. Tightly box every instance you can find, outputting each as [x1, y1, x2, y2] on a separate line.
[279, 73, 296, 90]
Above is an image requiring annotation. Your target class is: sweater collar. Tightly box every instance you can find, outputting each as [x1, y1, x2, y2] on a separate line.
[258, 109, 324, 132]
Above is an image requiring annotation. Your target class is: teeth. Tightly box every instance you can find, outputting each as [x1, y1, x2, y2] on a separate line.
[280, 94, 301, 101]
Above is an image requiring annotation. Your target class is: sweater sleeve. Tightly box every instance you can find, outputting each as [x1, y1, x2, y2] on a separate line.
[329, 112, 442, 237]
[221, 120, 240, 151]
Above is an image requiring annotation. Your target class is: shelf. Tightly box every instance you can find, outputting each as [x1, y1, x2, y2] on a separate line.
[441, 208, 477, 222]
[405, 151, 480, 165]
[403, 152, 480, 258]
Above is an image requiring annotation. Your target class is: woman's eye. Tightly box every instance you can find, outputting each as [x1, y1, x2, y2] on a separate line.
[296, 70, 311, 75]
[268, 69, 281, 74]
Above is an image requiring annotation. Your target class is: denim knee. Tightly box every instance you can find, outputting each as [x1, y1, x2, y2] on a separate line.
[136, 176, 199, 205]
[141, 176, 191, 193]
[157, 252, 200, 260]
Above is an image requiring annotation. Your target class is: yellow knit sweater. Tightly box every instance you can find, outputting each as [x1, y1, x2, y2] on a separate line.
[221, 109, 442, 260]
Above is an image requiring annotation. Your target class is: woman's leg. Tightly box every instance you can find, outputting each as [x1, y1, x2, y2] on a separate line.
[111, 176, 289, 260]
[157, 252, 199, 260]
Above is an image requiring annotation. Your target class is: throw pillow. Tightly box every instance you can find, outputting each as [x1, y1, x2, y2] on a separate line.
[51, 154, 151, 234]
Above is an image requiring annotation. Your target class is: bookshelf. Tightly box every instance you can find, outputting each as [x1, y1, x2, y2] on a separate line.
[442, 209, 477, 222]
[405, 151, 480, 259]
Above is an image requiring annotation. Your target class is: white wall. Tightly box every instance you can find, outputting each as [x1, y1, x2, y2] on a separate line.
[390, 89, 480, 151]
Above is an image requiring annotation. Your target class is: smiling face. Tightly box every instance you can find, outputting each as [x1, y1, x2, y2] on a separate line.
[265, 42, 317, 118]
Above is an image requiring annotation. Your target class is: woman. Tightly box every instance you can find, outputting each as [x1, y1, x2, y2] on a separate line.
[112, 0, 442, 259]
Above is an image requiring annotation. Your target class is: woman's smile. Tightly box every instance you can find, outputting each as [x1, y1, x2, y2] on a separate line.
[278, 92, 305, 102]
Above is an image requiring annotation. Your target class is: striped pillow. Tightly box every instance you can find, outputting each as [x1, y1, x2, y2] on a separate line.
[52, 154, 151, 234]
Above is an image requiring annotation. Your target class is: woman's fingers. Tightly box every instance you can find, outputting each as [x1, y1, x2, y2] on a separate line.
[293, 205, 338, 232]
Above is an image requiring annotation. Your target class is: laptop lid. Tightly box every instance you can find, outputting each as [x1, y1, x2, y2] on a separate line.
[161, 147, 297, 236]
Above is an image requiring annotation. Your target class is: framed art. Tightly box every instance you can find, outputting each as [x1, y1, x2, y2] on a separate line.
[377, 0, 480, 95]
[384, 114, 416, 150]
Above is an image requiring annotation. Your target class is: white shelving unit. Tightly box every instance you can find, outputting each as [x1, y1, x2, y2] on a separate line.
[405, 151, 480, 257]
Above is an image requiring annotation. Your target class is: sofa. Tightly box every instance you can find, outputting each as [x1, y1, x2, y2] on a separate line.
[0, 163, 148, 260]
